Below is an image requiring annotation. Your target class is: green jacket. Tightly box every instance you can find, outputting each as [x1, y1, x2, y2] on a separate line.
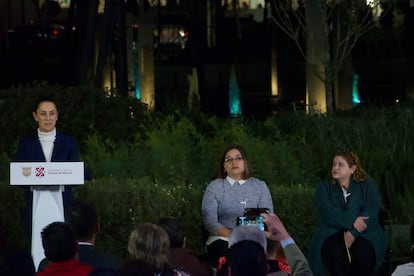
[307, 178, 388, 276]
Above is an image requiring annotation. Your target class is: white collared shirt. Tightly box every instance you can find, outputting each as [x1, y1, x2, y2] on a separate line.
[226, 176, 246, 186]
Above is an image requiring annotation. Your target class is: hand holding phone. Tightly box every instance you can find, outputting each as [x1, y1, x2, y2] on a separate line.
[261, 213, 290, 242]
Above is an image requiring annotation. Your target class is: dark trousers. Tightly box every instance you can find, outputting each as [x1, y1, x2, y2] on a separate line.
[206, 239, 229, 268]
[321, 231, 376, 276]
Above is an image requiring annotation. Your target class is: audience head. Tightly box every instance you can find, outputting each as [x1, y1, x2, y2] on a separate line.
[218, 144, 254, 179]
[67, 201, 99, 241]
[156, 217, 185, 248]
[127, 223, 170, 272]
[41, 221, 78, 262]
[228, 240, 267, 276]
[228, 225, 266, 251]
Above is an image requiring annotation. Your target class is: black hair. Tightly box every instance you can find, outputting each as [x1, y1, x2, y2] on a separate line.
[67, 201, 99, 241]
[228, 240, 267, 276]
[156, 217, 185, 248]
[41, 222, 77, 262]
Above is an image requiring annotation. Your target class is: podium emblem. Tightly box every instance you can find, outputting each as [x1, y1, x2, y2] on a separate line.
[35, 167, 45, 178]
[22, 167, 32, 177]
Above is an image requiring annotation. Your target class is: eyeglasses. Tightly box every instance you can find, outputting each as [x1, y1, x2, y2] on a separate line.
[224, 157, 244, 163]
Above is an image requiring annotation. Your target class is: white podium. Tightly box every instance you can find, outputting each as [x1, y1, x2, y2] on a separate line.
[10, 162, 84, 269]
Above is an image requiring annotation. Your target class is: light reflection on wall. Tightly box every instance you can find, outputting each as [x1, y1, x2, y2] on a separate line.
[352, 74, 361, 106]
[229, 66, 242, 117]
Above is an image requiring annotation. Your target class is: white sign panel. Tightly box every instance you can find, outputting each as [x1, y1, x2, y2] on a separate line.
[10, 162, 84, 185]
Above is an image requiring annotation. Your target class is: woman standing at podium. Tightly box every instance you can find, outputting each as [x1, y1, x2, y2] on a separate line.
[15, 97, 80, 244]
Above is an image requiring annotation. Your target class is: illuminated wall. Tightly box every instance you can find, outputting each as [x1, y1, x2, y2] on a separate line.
[229, 65, 242, 117]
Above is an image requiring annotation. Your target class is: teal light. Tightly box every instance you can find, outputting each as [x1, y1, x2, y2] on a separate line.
[352, 74, 361, 106]
[229, 66, 242, 117]
[134, 61, 140, 100]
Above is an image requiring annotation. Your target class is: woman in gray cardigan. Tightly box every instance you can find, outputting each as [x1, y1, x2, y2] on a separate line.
[201, 144, 274, 268]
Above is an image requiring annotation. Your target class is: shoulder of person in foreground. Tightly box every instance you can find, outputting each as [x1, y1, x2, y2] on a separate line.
[262, 212, 314, 276]
[170, 247, 212, 276]
[391, 262, 414, 276]
[79, 245, 123, 270]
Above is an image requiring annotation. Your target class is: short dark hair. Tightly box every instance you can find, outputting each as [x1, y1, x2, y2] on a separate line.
[228, 240, 267, 276]
[67, 202, 99, 241]
[156, 217, 185, 248]
[41, 222, 78, 262]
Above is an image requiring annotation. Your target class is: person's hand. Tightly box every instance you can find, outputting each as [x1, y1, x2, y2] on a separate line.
[261, 213, 290, 241]
[353, 216, 369, 233]
[344, 231, 355, 248]
[217, 226, 232, 238]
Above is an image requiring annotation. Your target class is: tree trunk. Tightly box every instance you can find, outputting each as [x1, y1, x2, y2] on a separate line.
[305, 0, 327, 113]
[111, 0, 128, 96]
[76, 0, 99, 87]
[137, 1, 155, 110]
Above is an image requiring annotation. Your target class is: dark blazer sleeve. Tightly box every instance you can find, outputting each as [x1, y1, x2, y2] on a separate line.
[16, 131, 80, 162]
[15, 133, 46, 161]
[52, 132, 80, 161]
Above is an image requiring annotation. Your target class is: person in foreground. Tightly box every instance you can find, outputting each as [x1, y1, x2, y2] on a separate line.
[307, 149, 388, 276]
[119, 223, 189, 276]
[262, 212, 313, 276]
[68, 202, 122, 270]
[391, 224, 414, 276]
[38, 202, 122, 272]
[227, 240, 268, 276]
[37, 221, 93, 276]
[216, 224, 269, 276]
[225, 213, 312, 276]
[201, 144, 274, 267]
[156, 217, 212, 276]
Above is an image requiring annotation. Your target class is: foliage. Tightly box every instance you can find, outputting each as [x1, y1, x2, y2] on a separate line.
[1, 84, 413, 260]
[72, 177, 205, 259]
[0, 183, 27, 248]
[0, 81, 149, 157]
[0, 177, 314, 259]
[269, 184, 316, 252]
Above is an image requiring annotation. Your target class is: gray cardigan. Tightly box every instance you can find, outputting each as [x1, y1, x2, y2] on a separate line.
[201, 177, 274, 234]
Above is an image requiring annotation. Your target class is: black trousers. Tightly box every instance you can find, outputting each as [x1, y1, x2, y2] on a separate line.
[206, 239, 229, 268]
[321, 231, 376, 276]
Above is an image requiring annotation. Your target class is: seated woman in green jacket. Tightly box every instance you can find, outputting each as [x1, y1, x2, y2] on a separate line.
[307, 149, 388, 276]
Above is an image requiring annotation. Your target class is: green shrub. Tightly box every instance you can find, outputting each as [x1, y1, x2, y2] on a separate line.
[1, 84, 414, 260]
[0, 182, 27, 248]
[75, 179, 316, 257]
[73, 177, 205, 259]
